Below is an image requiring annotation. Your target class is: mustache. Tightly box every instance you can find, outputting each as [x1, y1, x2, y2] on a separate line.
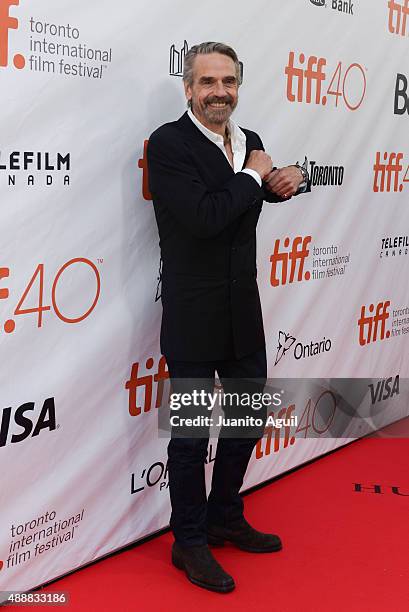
[204, 95, 234, 106]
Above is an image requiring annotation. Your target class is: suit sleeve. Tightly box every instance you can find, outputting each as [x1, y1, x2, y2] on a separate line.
[255, 134, 311, 202]
[147, 129, 264, 239]
[252, 134, 284, 203]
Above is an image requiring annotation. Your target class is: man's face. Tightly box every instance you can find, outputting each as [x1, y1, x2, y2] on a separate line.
[184, 52, 239, 129]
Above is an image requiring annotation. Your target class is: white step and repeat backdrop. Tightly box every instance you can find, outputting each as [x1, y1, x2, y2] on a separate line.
[1, 0, 409, 596]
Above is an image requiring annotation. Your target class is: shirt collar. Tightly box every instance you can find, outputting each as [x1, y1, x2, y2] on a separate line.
[187, 109, 246, 153]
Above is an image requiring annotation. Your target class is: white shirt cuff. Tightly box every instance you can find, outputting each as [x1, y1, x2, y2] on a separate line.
[240, 168, 262, 187]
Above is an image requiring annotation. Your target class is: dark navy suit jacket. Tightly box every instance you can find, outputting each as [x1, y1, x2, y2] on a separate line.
[147, 111, 308, 361]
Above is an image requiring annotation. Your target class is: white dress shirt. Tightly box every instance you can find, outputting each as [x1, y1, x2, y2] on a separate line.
[187, 109, 262, 187]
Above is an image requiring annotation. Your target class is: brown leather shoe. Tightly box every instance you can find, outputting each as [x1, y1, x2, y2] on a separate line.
[171, 542, 235, 593]
[207, 517, 282, 553]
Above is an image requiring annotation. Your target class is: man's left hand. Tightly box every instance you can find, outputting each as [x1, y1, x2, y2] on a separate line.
[263, 165, 304, 199]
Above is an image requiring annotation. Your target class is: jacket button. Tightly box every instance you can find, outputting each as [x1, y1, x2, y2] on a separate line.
[231, 246, 237, 252]
[231, 278, 237, 284]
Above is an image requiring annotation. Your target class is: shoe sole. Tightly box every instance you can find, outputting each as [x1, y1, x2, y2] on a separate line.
[171, 554, 235, 593]
[208, 534, 282, 553]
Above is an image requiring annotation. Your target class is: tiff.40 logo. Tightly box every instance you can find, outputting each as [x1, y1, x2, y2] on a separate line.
[270, 236, 311, 287]
[0, 0, 25, 69]
[388, 0, 409, 36]
[358, 301, 391, 346]
[373, 152, 409, 192]
[285, 51, 366, 111]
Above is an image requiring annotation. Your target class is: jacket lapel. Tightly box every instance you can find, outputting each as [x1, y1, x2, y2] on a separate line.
[176, 112, 234, 175]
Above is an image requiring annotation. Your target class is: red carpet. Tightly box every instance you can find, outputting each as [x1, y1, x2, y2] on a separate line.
[9, 426, 409, 611]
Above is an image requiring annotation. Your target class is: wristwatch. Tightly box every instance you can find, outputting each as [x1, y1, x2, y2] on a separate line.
[294, 156, 309, 187]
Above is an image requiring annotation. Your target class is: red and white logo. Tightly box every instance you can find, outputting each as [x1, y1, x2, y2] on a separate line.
[138, 139, 152, 201]
[358, 302, 391, 346]
[0, 0, 25, 69]
[285, 51, 366, 111]
[270, 236, 311, 287]
[388, 0, 409, 36]
[125, 356, 170, 416]
[373, 152, 409, 192]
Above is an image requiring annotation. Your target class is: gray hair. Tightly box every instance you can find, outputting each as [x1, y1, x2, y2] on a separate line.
[183, 42, 242, 89]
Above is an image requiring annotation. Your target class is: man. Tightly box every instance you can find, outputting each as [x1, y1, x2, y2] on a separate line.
[147, 42, 309, 593]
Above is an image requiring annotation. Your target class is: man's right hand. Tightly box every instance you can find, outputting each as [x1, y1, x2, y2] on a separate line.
[245, 150, 273, 180]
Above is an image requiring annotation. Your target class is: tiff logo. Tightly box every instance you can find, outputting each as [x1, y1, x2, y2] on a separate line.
[358, 301, 391, 346]
[285, 52, 326, 104]
[270, 236, 311, 287]
[0, 267, 10, 299]
[373, 152, 407, 192]
[138, 139, 152, 200]
[388, 0, 409, 36]
[125, 356, 170, 416]
[169, 40, 188, 77]
[256, 404, 296, 458]
[0, 0, 25, 69]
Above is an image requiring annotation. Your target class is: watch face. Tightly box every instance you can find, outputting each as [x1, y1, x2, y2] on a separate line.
[299, 166, 308, 181]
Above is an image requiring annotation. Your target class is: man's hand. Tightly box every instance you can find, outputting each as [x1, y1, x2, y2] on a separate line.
[263, 165, 304, 199]
[245, 150, 273, 180]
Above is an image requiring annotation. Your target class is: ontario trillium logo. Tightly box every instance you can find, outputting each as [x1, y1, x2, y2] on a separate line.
[274, 331, 296, 365]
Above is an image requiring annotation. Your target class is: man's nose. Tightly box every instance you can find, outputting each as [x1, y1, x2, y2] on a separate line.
[213, 81, 227, 97]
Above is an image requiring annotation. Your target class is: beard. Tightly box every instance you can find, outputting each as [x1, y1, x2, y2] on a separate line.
[195, 94, 238, 125]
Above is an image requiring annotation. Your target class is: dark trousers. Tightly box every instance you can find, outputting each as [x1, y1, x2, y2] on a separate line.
[165, 346, 267, 547]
